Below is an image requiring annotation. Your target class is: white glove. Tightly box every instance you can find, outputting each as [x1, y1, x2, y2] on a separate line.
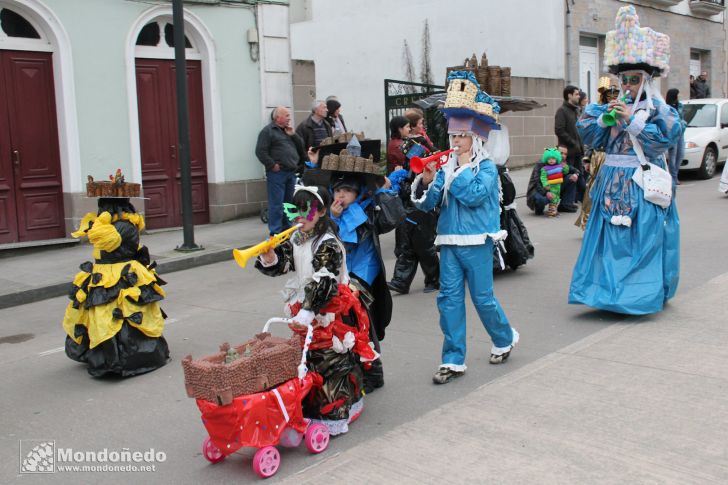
[293, 308, 315, 326]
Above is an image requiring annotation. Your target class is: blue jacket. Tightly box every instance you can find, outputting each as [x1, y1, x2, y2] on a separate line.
[411, 158, 503, 246]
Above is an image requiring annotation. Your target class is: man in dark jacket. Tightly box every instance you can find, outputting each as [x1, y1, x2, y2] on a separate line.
[255, 106, 306, 235]
[296, 100, 333, 150]
[693, 71, 711, 99]
[554, 85, 584, 209]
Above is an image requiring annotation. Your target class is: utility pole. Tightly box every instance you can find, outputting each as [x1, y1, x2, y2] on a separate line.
[172, 0, 202, 252]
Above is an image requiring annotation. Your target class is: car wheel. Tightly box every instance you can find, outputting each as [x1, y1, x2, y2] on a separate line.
[698, 147, 717, 179]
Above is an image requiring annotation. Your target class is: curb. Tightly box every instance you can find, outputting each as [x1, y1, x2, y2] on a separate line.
[0, 247, 234, 310]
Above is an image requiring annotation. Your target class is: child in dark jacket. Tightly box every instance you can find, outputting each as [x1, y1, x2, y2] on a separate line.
[329, 173, 405, 393]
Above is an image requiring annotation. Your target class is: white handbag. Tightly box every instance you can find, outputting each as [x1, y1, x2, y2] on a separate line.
[629, 132, 673, 209]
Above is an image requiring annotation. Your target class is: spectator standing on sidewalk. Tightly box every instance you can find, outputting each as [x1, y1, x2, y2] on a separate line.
[692, 71, 711, 99]
[255, 106, 305, 236]
[326, 98, 347, 135]
[296, 100, 333, 151]
[386, 116, 411, 173]
[554, 85, 584, 208]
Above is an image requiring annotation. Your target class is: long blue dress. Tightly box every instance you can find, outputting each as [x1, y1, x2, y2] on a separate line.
[569, 97, 682, 315]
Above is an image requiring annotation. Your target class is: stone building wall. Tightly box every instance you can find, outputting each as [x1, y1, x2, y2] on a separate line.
[567, 0, 726, 98]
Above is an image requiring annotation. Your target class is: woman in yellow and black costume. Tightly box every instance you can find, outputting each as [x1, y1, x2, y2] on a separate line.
[62, 198, 169, 377]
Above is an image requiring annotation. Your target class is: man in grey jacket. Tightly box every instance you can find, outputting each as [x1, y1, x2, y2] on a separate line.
[255, 106, 305, 235]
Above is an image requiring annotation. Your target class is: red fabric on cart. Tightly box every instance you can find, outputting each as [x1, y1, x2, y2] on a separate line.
[289, 284, 377, 361]
[197, 374, 315, 453]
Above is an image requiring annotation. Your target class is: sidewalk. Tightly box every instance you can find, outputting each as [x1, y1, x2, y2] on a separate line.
[280, 272, 728, 485]
[0, 167, 535, 310]
[0, 215, 271, 309]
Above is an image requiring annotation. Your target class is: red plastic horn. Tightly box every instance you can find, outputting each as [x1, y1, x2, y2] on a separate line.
[410, 149, 455, 174]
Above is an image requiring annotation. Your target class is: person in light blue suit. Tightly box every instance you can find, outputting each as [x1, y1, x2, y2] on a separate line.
[569, 5, 682, 315]
[411, 71, 518, 385]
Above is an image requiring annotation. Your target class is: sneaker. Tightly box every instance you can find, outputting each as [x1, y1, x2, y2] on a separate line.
[432, 367, 464, 384]
[558, 203, 578, 213]
[423, 284, 439, 294]
[387, 281, 409, 295]
[489, 347, 512, 364]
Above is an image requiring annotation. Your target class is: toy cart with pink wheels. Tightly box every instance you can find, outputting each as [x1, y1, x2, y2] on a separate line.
[195, 318, 330, 479]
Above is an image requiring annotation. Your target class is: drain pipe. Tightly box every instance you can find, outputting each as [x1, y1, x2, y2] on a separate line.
[565, 0, 572, 84]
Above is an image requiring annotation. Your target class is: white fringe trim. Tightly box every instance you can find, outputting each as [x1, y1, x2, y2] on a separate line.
[439, 363, 467, 372]
[435, 229, 508, 246]
[311, 398, 364, 436]
[491, 328, 519, 356]
[312, 267, 337, 283]
[410, 173, 429, 204]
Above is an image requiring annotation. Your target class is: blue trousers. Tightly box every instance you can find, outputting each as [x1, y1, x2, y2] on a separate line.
[266, 170, 296, 235]
[437, 242, 514, 368]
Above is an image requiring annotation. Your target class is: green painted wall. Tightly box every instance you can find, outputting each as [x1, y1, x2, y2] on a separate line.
[42, 0, 264, 184]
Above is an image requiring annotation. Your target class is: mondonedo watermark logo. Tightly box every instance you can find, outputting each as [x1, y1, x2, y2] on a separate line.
[20, 440, 166, 474]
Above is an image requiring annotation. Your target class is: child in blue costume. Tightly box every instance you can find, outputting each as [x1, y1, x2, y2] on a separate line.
[330, 172, 404, 392]
[569, 6, 682, 315]
[411, 71, 519, 384]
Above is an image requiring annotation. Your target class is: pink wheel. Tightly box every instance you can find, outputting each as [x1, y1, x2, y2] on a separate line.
[252, 446, 280, 478]
[304, 423, 330, 454]
[202, 437, 224, 464]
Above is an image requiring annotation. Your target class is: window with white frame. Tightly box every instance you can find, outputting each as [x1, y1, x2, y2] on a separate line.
[134, 18, 200, 60]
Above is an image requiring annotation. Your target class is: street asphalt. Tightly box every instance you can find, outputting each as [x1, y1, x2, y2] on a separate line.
[1, 168, 727, 484]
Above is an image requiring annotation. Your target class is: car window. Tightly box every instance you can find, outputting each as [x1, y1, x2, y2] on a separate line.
[721, 105, 728, 127]
[684, 104, 717, 128]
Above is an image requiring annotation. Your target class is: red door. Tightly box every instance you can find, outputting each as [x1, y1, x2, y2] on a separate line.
[136, 59, 209, 229]
[0, 50, 65, 243]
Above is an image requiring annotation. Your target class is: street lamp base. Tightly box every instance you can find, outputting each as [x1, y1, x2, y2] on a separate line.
[174, 244, 204, 253]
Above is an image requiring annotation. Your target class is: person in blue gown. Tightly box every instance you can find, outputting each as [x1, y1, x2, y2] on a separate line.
[568, 6, 682, 315]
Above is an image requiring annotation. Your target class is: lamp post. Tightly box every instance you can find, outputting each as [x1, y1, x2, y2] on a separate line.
[172, 0, 202, 252]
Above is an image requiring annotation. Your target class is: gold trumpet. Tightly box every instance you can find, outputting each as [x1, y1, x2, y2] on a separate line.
[233, 223, 302, 268]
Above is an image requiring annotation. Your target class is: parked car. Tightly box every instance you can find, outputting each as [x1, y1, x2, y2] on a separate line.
[681, 99, 728, 179]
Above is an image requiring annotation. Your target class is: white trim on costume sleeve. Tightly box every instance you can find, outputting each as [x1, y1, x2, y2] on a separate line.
[410, 173, 429, 204]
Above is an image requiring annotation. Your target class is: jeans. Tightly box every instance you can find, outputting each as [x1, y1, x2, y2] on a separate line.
[530, 180, 575, 215]
[266, 170, 296, 235]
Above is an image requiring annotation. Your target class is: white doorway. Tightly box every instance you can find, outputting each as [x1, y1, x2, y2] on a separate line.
[579, 36, 599, 104]
[690, 51, 702, 78]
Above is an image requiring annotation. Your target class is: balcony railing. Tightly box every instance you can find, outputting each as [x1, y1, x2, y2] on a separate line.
[689, 0, 726, 15]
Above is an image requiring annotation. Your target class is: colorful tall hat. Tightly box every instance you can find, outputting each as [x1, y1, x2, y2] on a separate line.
[597, 75, 616, 93]
[604, 5, 670, 76]
[441, 70, 501, 138]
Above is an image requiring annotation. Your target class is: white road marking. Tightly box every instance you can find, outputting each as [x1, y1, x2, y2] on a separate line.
[38, 347, 64, 356]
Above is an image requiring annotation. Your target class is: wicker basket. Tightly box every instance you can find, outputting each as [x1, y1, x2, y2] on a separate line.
[445, 79, 479, 109]
[353, 158, 365, 172]
[99, 181, 115, 197]
[182, 332, 303, 406]
[126, 183, 141, 197]
[500, 67, 511, 97]
[487, 66, 501, 96]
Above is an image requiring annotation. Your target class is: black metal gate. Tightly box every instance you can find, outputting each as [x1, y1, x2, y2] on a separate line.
[384, 79, 445, 148]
